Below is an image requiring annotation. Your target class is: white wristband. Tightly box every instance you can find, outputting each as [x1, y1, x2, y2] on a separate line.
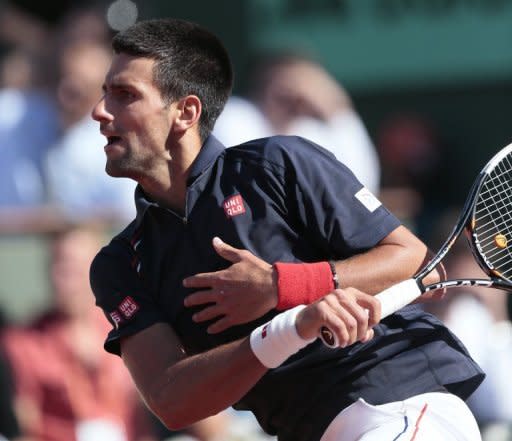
[249, 305, 317, 368]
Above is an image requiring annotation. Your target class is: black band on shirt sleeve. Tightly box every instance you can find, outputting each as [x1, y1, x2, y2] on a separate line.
[90, 239, 165, 356]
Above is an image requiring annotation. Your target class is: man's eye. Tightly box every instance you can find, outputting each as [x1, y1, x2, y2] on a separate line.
[115, 90, 135, 99]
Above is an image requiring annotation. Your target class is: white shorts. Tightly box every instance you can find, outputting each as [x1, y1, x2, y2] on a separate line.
[319, 392, 482, 441]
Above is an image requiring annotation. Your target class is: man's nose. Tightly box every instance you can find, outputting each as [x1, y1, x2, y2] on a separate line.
[91, 96, 112, 122]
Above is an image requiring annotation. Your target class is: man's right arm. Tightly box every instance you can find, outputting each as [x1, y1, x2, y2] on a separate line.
[119, 288, 380, 430]
[90, 242, 270, 429]
[120, 322, 266, 430]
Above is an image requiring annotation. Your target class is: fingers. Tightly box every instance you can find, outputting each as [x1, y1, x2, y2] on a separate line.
[184, 290, 235, 334]
[324, 290, 371, 345]
[191, 302, 224, 323]
[182, 238, 244, 288]
[185, 290, 228, 331]
[319, 315, 351, 348]
[362, 328, 375, 343]
[351, 290, 381, 328]
[212, 236, 244, 263]
[302, 288, 381, 348]
[183, 272, 219, 289]
[206, 317, 231, 334]
[183, 290, 219, 307]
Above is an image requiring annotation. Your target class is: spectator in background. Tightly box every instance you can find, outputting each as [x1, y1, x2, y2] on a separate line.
[0, 2, 52, 54]
[55, 7, 112, 46]
[0, 353, 20, 441]
[0, 2, 57, 214]
[0, 7, 134, 233]
[45, 38, 136, 223]
[0, 225, 155, 441]
[212, 95, 272, 147]
[0, 47, 58, 209]
[375, 114, 444, 235]
[0, 311, 23, 441]
[214, 52, 380, 194]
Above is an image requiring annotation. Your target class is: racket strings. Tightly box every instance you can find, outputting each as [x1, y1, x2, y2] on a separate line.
[473, 153, 512, 280]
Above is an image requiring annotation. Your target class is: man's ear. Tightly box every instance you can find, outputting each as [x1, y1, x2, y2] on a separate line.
[171, 95, 202, 134]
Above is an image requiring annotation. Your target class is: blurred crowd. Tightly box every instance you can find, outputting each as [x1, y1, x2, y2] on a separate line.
[0, 3, 135, 231]
[0, 3, 511, 441]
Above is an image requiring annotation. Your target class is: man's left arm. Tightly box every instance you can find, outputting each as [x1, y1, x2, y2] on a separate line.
[184, 139, 444, 332]
[183, 225, 443, 334]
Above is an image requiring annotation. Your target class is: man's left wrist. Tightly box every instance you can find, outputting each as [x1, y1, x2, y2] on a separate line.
[274, 261, 337, 310]
[328, 260, 340, 289]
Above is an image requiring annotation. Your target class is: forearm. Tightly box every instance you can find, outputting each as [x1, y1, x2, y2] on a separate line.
[157, 339, 265, 428]
[153, 298, 376, 429]
[122, 326, 266, 430]
[335, 225, 438, 294]
[336, 244, 427, 294]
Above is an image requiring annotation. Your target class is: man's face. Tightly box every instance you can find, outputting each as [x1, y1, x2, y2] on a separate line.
[92, 53, 175, 180]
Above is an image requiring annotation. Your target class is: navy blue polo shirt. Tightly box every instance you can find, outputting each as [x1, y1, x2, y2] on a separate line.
[90, 135, 484, 441]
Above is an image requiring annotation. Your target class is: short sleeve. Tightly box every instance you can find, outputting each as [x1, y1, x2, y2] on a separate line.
[90, 239, 165, 356]
[286, 137, 401, 255]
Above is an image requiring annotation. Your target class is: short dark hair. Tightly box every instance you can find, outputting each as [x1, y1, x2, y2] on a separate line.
[112, 18, 233, 141]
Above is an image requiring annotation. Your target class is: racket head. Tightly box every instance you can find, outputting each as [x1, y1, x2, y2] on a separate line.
[466, 142, 512, 285]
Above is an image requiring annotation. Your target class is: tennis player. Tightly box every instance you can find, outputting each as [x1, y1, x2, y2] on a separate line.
[90, 18, 484, 441]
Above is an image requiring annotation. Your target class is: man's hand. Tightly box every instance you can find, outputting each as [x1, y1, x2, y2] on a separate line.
[296, 288, 381, 348]
[183, 237, 278, 333]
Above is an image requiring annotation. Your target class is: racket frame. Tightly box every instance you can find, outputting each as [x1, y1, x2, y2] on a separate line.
[418, 143, 512, 293]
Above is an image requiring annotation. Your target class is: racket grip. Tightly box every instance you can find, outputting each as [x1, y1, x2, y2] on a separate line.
[319, 279, 422, 348]
[375, 278, 422, 318]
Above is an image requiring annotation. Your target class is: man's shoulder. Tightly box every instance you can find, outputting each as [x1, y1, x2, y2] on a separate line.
[226, 135, 336, 168]
[90, 222, 138, 282]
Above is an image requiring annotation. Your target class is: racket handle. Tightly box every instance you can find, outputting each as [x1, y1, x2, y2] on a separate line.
[375, 278, 423, 318]
[319, 279, 422, 348]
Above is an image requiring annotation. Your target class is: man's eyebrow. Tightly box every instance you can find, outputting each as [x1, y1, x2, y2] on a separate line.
[103, 81, 138, 92]
[113, 81, 134, 89]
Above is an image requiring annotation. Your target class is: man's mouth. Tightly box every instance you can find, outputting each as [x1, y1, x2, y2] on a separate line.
[106, 135, 122, 146]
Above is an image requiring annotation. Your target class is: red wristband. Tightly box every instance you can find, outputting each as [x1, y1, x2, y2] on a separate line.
[274, 261, 335, 311]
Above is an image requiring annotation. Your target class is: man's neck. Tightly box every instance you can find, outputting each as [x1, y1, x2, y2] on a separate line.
[139, 132, 203, 214]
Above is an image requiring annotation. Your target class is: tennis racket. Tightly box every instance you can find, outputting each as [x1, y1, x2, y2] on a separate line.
[320, 142, 512, 348]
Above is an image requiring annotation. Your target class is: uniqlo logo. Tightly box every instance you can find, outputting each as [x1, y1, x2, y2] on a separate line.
[109, 311, 123, 329]
[223, 194, 246, 218]
[118, 296, 139, 319]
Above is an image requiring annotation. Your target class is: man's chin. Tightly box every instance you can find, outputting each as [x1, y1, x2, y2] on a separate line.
[105, 162, 130, 179]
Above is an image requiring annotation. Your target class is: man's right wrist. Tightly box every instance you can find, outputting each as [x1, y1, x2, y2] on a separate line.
[250, 305, 316, 368]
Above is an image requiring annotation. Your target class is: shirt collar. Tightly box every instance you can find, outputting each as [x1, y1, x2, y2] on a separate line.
[134, 186, 156, 226]
[186, 134, 226, 185]
[134, 134, 226, 225]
